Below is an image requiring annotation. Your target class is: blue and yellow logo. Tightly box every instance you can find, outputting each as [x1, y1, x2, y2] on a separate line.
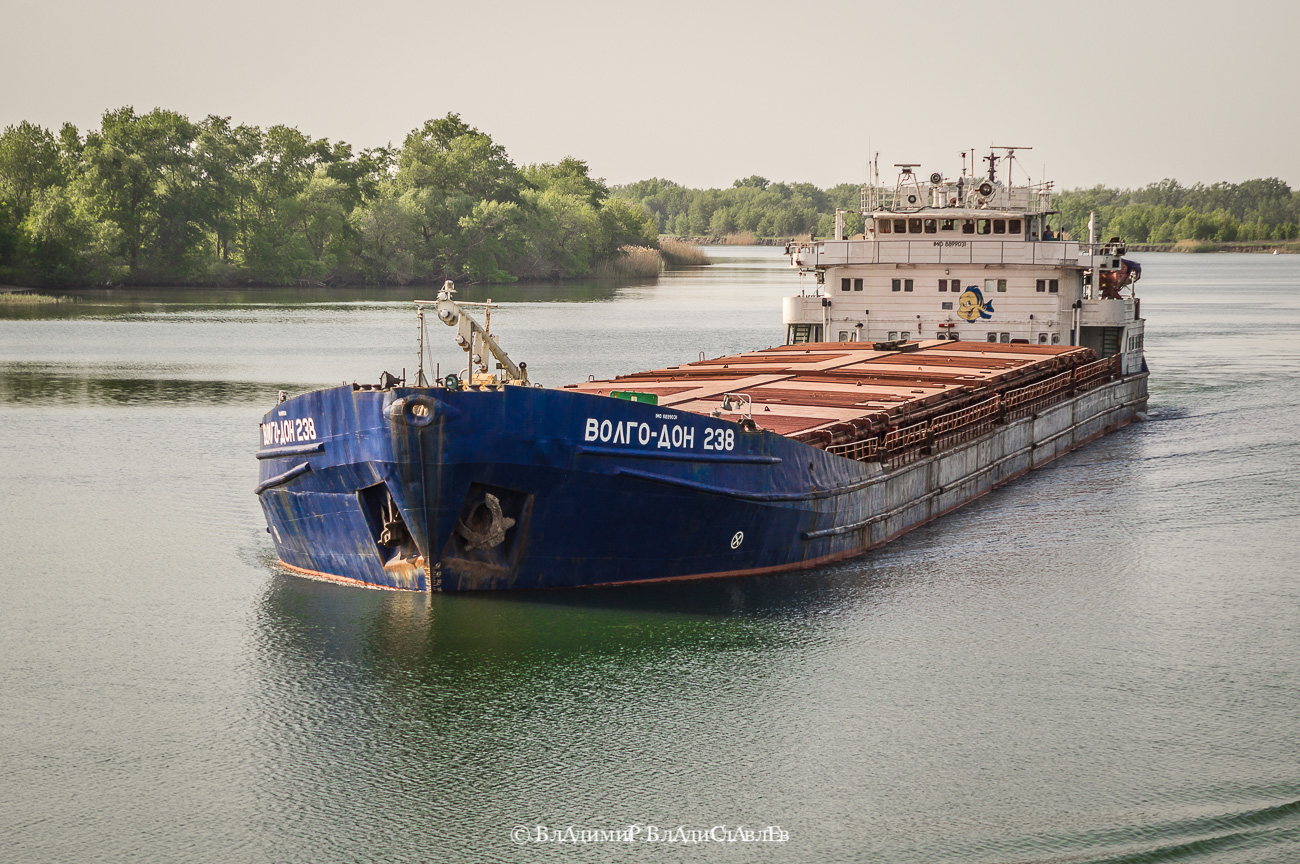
[957, 286, 995, 322]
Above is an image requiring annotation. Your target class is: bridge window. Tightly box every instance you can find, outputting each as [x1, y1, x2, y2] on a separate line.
[993, 219, 1006, 234]
[854, 278, 863, 291]
[1037, 279, 1046, 292]
[878, 219, 892, 234]
[893, 219, 906, 233]
[938, 279, 948, 292]
[985, 279, 1007, 293]
[892, 279, 901, 292]
[924, 219, 937, 234]
[1049, 279, 1059, 293]
[962, 220, 975, 234]
[908, 218, 922, 233]
[841, 278, 851, 292]
[1009, 219, 1022, 234]
[904, 279, 914, 292]
[977, 219, 991, 235]
[941, 219, 957, 231]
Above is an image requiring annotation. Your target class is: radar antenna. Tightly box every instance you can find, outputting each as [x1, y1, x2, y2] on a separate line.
[891, 164, 924, 211]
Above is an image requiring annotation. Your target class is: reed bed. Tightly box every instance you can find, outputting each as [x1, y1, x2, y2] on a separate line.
[0, 291, 74, 305]
[596, 245, 663, 279]
[659, 238, 711, 266]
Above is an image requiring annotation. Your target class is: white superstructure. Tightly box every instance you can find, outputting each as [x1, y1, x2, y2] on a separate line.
[783, 149, 1146, 374]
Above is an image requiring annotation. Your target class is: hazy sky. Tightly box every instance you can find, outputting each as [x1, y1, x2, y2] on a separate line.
[3, 0, 1296, 191]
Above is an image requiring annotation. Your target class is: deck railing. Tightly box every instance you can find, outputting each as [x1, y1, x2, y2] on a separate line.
[1002, 371, 1073, 420]
[928, 396, 1002, 450]
[826, 437, 879, 462]
[883, 421, 929, 467]
[819, 356, 1122, 467]
[1074, 355, 1121, 393]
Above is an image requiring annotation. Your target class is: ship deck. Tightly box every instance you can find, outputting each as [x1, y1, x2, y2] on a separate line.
[562, 340, 1096, 442]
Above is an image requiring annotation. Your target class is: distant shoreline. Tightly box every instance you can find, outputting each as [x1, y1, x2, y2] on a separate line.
[664, 236, 1297, 253]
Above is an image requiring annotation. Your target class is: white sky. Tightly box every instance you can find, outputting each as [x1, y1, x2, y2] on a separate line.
[3, 0, 1296, 191]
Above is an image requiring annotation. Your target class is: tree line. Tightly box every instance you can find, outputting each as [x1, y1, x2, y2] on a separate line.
[613, 176, 1300, 245]
[0, 109, 658, 287]
[1054, 179, 1299, 244]
[613, 176, 865, 240]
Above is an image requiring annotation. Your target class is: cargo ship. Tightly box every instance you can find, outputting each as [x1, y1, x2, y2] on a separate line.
[256, 149, 1147, 591]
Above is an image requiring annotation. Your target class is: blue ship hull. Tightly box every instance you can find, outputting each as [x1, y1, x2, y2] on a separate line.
[256, 368, 1148, 591]
[256, 383, 890, 591]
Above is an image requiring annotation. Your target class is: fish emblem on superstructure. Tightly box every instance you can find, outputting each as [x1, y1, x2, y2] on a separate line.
[957, 287, 995, 321]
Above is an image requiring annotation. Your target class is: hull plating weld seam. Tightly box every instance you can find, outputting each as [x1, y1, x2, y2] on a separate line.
[576, 445, 781, 465]
[595, 410, 1140, 588]
[801, 391, 1146, 540]
[255, 461, 312, 494]
[256, 441, 326, 460]
[612, 467, 877, 502]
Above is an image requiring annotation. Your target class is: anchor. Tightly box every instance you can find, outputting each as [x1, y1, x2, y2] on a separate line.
[455, 493, 516, 551]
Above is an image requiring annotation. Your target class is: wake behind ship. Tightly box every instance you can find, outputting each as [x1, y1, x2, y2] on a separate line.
[256, 149, 1148, 591]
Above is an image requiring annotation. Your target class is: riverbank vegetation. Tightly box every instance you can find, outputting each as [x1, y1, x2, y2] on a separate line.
[0, 290, 74, 304]
[0, 109, 663, 288]
[613, 176, 1300, 248]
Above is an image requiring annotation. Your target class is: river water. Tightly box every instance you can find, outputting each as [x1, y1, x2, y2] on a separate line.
[2, 249, 1298, 863]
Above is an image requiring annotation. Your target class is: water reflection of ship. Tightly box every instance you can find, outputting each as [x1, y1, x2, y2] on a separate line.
[252, 560, 912, 686]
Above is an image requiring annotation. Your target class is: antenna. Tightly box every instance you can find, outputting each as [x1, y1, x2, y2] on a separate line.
[990, 145, 1032, 187]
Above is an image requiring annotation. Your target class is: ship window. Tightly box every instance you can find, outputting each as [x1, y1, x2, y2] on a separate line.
[938, 279, 947, 292]
[1038, 333, 1049, 344]
[854, 278, 863, 291]
[892, 279, 901, 292]
[1052, 334, 1061, 344]
[900, 331, 910, 340]
[893, 219, 906, 233]
[1049, 279, 1059, 293]
[908, 218, 922, 233]
[878, 219, 892, 234]
[924, 219, 937, 234]
[948, 331, 959, 340]
[1009, 219, 1022, 234]
[952, 282, 962, 292]
[904, 279, 914, 292]
[941, 219, 956, 231]
[888, 331, 898, 340]
[962, 220, 975, 234]
[838, 331, 849, 342]
[977, 219, 991, 235]
[1000, 332, 1011, 343]
[987, 332, 998, 342]
[985, 279, 1007, 293]
[841, 278, 851, 292]
[942, 302, 953, 310]
[1036, 279, 1046, 292]
[937, 332, 945, 340]
[993, 219, 1006, 234]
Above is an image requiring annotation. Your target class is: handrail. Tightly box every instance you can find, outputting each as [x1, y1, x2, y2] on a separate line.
[1003, 371, 1072, 419]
